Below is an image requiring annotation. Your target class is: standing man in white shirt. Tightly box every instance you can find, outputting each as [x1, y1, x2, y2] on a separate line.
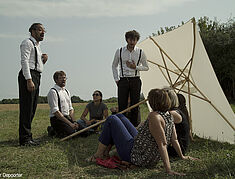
[47, 71, 79, 138]
[112, 30, 149, 127]
[18, 23, 48, 146]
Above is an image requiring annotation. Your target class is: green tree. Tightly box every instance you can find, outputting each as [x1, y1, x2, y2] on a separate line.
[71, 95, 85, 103]
[38, 96, 48, 103]
[103, 97, 117, 103]
[198, 16, 235, 101]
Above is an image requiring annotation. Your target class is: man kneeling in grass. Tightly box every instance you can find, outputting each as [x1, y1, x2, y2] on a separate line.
[47, 71, 79, 137]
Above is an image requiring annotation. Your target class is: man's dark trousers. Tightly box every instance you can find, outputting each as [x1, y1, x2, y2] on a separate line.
[50, 116, 76, 138]
[118, 77, 141, 127]
[18, 70, 41, 144]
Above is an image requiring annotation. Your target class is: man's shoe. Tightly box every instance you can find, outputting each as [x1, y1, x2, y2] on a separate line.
[47, 126, 56, 137]
[31, 139, 40, 145]
[20, 140, 39, 146]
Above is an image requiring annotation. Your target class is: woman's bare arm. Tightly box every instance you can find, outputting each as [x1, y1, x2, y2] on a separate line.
[171, 125, 200, 161]
[80, 108, 89, 122]
[149, 112, 185, 176]
[170, 110, 182, 124]
[148, 112, 171, 172]
[171, 126, 184, 158]
[103, 109, 108, 119]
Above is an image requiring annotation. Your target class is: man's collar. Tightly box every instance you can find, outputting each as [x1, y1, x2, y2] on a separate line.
[54, 84, 65, 90]
[29, 36, 39, 45]
[124, 45, 137, 52]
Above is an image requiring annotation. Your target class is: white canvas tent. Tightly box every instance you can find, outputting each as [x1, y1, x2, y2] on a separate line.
[137, 18, 235, 144]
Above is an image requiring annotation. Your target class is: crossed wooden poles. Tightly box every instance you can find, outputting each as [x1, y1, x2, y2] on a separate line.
[60, 99, 148, 141]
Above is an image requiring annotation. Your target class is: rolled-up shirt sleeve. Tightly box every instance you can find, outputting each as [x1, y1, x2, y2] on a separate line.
[67, 91, 73, 111]
[136, 50, 149, 71]
[112, 49, 119, 81]
[20, 40, 32, 80]
[47, 90, 59, 115]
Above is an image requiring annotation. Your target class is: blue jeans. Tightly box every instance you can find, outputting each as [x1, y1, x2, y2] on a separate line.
[99, 114, 138, 162]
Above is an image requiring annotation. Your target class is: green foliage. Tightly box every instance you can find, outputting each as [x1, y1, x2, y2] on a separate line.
[37, 96, 48, 104]
[231, 103, 235, 112]
[0, 98, 19, 104]
[103, 97, 117, 103]
[0, 96, 117, 104]
[71, 95, 85, 103]
[197, 16, 235, 101]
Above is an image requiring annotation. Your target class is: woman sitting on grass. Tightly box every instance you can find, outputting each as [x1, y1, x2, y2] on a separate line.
[88, 88, 198, 176]
[77, 90, 108, 133]
[163, 87, 190, 157]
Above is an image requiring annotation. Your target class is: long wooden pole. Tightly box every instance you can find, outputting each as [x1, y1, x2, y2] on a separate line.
[60, 99, 148, 141]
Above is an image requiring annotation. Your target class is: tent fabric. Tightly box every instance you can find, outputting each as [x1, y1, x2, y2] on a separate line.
[137, 18, 235, 144]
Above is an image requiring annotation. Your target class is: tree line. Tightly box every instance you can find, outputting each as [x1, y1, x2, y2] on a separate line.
[0, 96, 118, 104]
[153, 16, 235, 102]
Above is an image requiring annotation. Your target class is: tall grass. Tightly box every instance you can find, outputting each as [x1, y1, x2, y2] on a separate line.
[0, 103, 234, 178]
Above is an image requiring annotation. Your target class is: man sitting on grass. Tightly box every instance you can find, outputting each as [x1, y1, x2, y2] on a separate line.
[47, 71, 79, 137]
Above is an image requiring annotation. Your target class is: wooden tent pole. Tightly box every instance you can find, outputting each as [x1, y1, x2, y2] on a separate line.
[148, 60, 180, 76]
[209, 102, 235, 131]
[60, 99, 148, 141]
[187, 80, 194, 141]
[160, 50, 173, 86]
[148, 60, 211, 102]
[158, 64, 171, 85]
[186, 19, 196, 141]
[149, 37, 188, 79]
[175, 87, 235, 131]
[174, 87, 210, 102]
[172, 58, 192, 88]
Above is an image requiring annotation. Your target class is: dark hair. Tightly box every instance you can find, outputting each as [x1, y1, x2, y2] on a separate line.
[148, 88, 171, 112]
[177, 93, 186, 107]
[29, 23, 42, 34]
[125, 30, 140, 41]
[93, 90, 103, 102]
[53, 71, 66, 83]
[177, 93, 190, 123]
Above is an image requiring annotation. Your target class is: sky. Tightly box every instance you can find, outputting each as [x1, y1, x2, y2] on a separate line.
[0, 0, 234, 101]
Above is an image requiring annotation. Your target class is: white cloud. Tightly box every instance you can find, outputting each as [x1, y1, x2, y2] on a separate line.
[0, 0, 194, 18]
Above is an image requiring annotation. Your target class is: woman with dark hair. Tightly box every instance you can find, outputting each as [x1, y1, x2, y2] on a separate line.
[163, 87, 190, 157]
[87, 88, 198, 176]
[77, 90, 108, 132]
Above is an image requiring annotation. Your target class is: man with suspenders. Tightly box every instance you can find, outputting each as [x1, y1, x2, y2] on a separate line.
[112, 30, 149, 127]
[47, 71, 79, 138]
[18, 23, 48, 146]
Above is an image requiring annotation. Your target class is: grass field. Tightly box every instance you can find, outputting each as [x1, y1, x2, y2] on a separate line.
[0, 103, 234, 179]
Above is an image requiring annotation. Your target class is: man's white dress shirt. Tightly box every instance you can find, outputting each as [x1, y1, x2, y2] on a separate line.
[20, 36, 44, 80]
[47, 84, 73, 117]
[112, 46, 149, 81]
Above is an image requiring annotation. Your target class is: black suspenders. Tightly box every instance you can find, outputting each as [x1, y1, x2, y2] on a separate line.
[135, 49, 142, 76]
[119, 48, 142, 77]
[51, 88, 69, 112]
[120, 48, 124, 77]
[29, 39, 38, 71]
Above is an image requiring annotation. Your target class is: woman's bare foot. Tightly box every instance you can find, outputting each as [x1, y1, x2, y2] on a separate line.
[85, 155, 97, 162]
[85, 153, 106, 162]
[103, 151, 110, 159]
